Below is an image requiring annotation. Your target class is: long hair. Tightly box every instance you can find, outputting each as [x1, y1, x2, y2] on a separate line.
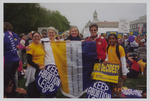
[4, 22, 13, 32]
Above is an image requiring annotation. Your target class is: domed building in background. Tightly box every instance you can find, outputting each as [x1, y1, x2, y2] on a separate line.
[82, 10, 119, 38]
[82, 10, 147, 38]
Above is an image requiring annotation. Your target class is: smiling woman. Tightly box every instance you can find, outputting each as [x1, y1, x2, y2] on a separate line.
[103, 34, 129, 98]
[24, 32, 46, 98]
[66, 26, 82, 41]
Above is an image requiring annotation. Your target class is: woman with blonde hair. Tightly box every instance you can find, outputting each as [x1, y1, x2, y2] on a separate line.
[66, 26, 82, 41]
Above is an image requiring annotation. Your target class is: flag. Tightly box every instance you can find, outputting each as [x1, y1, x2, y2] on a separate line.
[50, 41, 97, 97]
[138, 24, 143, 34]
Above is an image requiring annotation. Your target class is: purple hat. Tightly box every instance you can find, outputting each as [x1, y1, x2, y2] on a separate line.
[128, 35, 135, 42]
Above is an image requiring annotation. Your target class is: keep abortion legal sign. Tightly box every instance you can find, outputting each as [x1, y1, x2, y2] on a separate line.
[36, 64, 61, 95]
[87, 81, 111, 98]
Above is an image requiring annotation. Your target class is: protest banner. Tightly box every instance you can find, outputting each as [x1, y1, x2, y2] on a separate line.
[129, 32, 133, 35]
[118, 33, 122, 39]
[121, 87, 142, 98]
[50, 41, 97, 97]
[87, 81, 111, 98]
[118, 19, 130, 33]
[36, 64, 61, 95]
[106, 31, 118, 37]
[91, 63, 120, 83]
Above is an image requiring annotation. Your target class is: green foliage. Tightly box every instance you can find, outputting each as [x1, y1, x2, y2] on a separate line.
[4, 3, 70, 35]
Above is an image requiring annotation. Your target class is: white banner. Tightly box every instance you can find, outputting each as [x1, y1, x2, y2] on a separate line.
[118, 19, 130, 33]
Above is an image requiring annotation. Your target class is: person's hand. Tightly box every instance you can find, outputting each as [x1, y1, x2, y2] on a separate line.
[66, 40, 70, 43]
[15, 88, 27, 95]
[16, 45, 19, 49]
[122, 75, 127, 80]
[103, 61, 108, 66]
[81, 40, 85, 42]
[39, 66, 45, 70]
[26, 46, 31, 52]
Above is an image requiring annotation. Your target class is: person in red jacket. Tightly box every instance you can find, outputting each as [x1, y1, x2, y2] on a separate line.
[86, 24, 107, 62]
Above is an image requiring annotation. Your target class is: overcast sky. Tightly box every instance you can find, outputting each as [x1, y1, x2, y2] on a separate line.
[40, 3, 146, 32]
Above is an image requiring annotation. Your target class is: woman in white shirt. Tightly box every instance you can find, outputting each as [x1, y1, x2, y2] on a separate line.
[41, 27, 58, 66]
[41, 27, 59, 98]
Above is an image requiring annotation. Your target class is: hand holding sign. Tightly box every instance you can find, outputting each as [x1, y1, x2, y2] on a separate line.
[102, 61, 108, 66]
[36, 64, 61, 95]
[39, 66, 45, 70]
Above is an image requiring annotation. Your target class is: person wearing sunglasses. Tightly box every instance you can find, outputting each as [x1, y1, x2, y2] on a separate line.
[86, 24, 99, 41]
[86, 24, 108, 62]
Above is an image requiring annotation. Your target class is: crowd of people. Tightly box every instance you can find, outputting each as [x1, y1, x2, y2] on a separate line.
[4, 22, 147, 98]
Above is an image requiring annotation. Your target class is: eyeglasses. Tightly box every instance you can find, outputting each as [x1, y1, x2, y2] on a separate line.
[33, 36, 40, 38]
[48, 32, 55, 34]
[90, 29, 97, 32]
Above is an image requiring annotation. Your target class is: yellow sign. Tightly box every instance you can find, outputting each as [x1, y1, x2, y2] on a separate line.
[110, 32, 116, 34]
[129, 32, 133, 35]
[118, 34, 122, 39]
[91, 63, 120, 83]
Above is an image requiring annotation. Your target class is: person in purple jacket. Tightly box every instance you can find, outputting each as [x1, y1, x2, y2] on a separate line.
[4, 22, 20, 97]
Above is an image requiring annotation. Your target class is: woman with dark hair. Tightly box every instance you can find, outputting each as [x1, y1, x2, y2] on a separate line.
[86, 24, 99, 41]
[26, 27, 59, 98]
[86, 24, 107, 62]
[4, 22, 20, 97]
[103, 34, 129, 98]
[24, 32, 45, 98]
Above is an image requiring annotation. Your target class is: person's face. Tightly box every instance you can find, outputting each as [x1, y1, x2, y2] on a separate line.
[32, 33, 41, 43]
[108, 35, 117, 46]
[42, 33, 46, 37]
[124, 35, 127, 39]
[22, 35, 26, 39]
[47, 30, 56, 40]
[90, 27, 98, 37]
[5, 81, 13, 93]
[28, 33, 32, 39]
[70, 28, 78, 37]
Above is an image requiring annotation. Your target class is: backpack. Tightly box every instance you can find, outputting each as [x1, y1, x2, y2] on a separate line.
[107, 44, 120, 60]
[107, 44, 123, 76]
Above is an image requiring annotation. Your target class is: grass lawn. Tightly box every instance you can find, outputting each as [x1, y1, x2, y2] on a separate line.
[18, 73, 146, 98]
[123, 74, 146, 91]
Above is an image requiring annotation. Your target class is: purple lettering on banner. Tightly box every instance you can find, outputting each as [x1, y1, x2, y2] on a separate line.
[36, 64, 61, 95]
[87, 81, 111, 98]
